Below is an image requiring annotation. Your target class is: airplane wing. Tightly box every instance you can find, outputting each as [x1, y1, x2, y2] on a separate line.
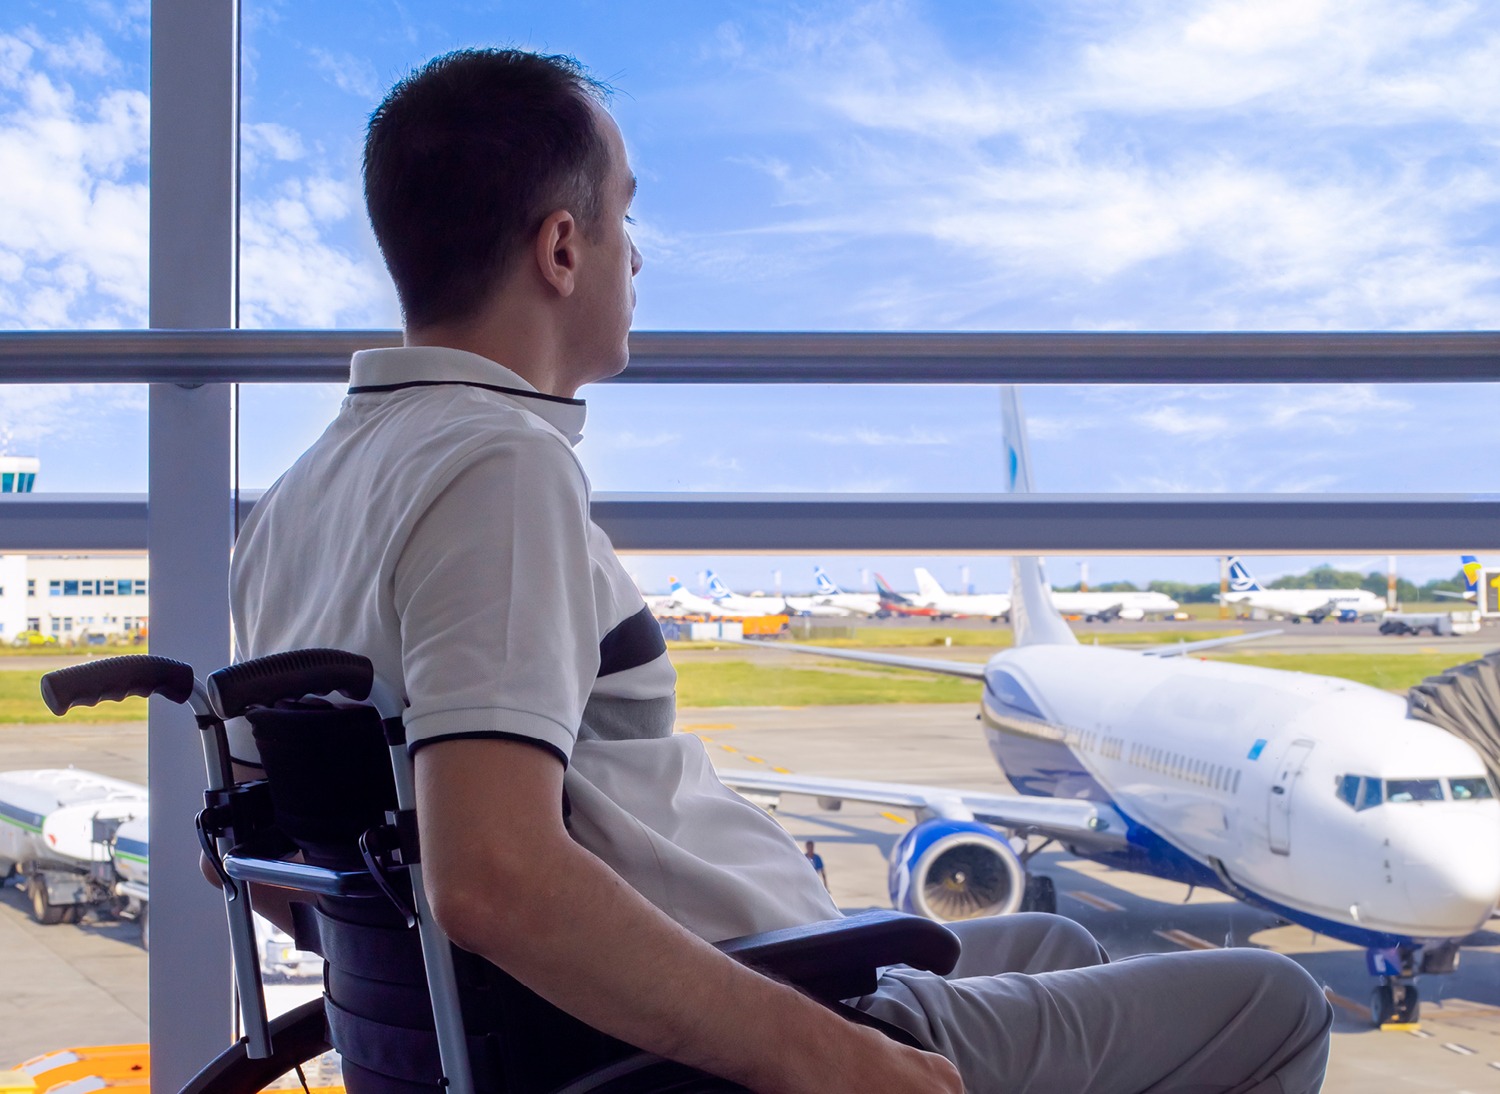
[718, 768, 1129, 851]
[720, 637, 986, 679]
[1139, 629, 1283, 657]
[1432, 590, 1475, 602]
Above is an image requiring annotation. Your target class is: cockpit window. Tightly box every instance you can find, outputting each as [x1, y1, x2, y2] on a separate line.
[1335, 775, 1383, 811]
[1449, 777, 1495, 801]
[1386, 778, 1444, 804]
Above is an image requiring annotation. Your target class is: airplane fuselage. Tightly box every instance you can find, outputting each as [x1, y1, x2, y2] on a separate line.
[978, 645, 1500, 947]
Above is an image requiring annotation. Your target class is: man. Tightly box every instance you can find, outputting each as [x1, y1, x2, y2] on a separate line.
[230, 49, 1331, 1094]
[804, 841, 828, 888]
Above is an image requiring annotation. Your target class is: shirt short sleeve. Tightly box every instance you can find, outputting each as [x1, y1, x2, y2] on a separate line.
[393, 434, 599, 763]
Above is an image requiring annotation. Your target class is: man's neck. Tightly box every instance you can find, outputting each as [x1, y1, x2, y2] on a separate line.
[406, 311, 579, 398]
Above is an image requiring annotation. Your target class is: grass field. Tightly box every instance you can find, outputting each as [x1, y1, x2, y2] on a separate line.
[0, 647, 1472, 722]
[0, 670, 148, 723]
[1202, 651, 1462, 691]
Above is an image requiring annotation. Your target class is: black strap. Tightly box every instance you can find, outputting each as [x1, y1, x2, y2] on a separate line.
[325, 995, 502, 1089]
[315, 909, 428, 985]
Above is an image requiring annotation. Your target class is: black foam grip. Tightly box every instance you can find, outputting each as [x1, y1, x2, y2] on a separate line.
[207, 648, 374, 720]
[40, 655, 196, 716]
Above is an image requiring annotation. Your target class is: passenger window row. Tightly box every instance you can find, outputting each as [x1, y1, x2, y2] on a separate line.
[1128, 742, 1241, 794]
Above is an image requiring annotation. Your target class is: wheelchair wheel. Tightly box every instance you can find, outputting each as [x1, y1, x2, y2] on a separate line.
[179, 998, 332, 1094]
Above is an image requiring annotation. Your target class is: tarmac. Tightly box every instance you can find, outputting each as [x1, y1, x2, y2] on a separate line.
[3, 632, 1500, 1089]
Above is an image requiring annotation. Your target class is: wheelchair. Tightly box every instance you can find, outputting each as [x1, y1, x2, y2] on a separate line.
[41, 651, 961, 1093]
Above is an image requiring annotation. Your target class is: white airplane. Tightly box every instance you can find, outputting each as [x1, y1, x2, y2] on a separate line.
[1220, 557, 1386, 622]
[1048, 586, 1180, 622]
[651, 576, 735, 618]
[719, 388, 1500, 1027]
[704, 571, 790, 617]
[910, 568, 1011, 621]
[784, 567, 882, 618]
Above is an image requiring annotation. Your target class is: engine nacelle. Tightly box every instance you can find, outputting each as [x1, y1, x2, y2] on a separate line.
[888, 818, 1027, 921]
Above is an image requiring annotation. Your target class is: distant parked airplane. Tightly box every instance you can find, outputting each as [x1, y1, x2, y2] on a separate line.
[911, 568, 1011, 621]
[784, 567, 881, 618]
[1220, 558, 1385, 622]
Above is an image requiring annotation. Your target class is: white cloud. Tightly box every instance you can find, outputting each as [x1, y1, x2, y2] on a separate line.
[1136, 405, 1230, 438]
[309, 48, 381, 100]
[242, 121, 306, 172]
[711, 0, 1500, 330]
[808, 426, 954, 446]
[238, 174, 396, 328]
[0, 31, 148, 328]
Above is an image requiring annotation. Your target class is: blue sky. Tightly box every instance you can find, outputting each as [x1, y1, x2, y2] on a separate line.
[1, 1, 1497, 591]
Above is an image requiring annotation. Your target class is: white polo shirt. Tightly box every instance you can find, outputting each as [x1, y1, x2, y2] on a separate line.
[229, 346, 839, 941]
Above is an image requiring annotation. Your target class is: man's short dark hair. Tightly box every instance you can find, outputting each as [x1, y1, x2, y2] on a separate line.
[364, 49, 610, 329]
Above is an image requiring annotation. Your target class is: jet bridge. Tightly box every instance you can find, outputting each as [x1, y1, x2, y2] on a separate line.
[1407, 652, 1500, 790]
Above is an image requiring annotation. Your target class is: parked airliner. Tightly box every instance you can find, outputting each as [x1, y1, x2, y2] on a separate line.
[784, 568, 881, 618]
[720, 389, 1500, 1027]
[1220, 557, 1386, 622]
[912, 568, 1011, 621]
[705, 571, 790, 617]
[1049, 586, 1180, 622]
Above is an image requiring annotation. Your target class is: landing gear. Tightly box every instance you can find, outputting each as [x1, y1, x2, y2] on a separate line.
[1021, 874, 1057, 915]
[1367, 945, 1425, 1026]
[1370, 982, 1419, 1026]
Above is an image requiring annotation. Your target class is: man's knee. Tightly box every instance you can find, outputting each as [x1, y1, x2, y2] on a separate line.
[948, 912, 1107, 977]
[1237, 950, 1334, 1045]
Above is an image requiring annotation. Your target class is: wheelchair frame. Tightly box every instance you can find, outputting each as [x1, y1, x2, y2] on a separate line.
[40, 651, 961, 1094]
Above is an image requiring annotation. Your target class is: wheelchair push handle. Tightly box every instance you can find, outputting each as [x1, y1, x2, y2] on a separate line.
[207, 648, 375, 720]
[40, 655, 196, 715]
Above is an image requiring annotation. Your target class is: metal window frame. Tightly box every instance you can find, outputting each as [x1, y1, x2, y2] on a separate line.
[0, 3, 1498, 1086]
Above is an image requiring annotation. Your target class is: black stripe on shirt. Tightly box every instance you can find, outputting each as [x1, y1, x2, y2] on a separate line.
[347, 379, 586, 406]
[598, 605, 668, 678]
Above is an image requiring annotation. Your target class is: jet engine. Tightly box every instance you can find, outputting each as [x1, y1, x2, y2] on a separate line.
[888, 818, 1027, 921]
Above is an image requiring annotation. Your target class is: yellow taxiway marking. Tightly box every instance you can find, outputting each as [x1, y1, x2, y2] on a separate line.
[719, 744, 739, 753]
[1066, 890, 1124, 912]
[1153, 928, 1218, 951]
[683, 723, 736, 732]
[772, 766, 792, 774]
[745, 755, 766, 764]
[880, 811, 911, 825]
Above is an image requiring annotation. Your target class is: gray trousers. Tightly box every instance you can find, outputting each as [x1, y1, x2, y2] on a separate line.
[855, 914, 1332, 1094]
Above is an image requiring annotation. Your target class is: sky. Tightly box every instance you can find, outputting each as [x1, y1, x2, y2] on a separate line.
[1, 0, 1497, 593]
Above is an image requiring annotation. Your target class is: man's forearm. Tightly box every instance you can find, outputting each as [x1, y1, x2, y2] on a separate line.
[435, 835, 882, 1092]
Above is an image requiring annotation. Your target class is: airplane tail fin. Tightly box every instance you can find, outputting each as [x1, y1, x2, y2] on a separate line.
[1227, 556, 1262, 593]
[1461, 555, 1482, 595]
[873, 572, 911, 605]
[705, 570, 732, 601]
[668, 575, 685, 594]
[813, 566, 841, 595]
[913, 567, 948, 602]
[1001, 387, 1076, 648]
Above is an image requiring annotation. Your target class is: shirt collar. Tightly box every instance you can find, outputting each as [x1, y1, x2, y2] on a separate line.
[348, 345, 587, 446]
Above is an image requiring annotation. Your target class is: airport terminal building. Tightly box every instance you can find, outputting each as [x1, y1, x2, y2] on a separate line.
[0, 458, 150, 643]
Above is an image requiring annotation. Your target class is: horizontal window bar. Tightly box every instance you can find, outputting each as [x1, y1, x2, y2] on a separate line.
[1, 329, 1498, 384]
[3, 493, 1496, 553]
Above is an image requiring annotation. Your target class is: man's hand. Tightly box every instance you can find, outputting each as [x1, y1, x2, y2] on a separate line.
[417, 738, 964, 1093]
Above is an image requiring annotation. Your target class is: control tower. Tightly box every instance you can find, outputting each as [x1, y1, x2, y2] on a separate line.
[0, 455, 38, 493]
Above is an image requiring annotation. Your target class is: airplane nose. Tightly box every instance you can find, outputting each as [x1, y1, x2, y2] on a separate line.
[1397, 809, 1500, 933]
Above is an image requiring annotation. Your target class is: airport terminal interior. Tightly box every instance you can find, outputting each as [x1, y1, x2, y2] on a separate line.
[3, 3, 1500, 1094]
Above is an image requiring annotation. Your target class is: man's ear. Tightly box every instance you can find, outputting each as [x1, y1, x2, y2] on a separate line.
[534, 209, 579, 298]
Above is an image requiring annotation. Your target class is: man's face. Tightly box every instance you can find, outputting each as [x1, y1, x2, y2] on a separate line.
[570, 103, 642, 385]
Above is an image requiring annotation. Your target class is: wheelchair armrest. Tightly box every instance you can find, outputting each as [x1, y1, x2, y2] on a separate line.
[222, 852, 382, 898]
[716, 910, 960, 1001]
